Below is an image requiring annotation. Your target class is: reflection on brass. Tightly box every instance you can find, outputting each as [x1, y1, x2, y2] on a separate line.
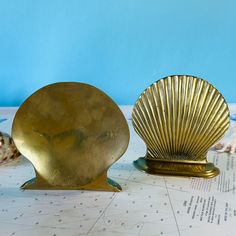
[132, 75, 230, 178]
[12, 82, 129, 191]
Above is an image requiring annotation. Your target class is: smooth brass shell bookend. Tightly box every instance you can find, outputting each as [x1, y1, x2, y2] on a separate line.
[12, 82, 129, 191]
[132, 75, 230, 178]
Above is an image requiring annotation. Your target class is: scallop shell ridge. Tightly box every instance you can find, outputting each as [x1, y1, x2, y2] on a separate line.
[132, 75, 230, 161]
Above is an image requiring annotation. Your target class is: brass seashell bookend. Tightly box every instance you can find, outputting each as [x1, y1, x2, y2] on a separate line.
[12, 82, 129, 191]
[132, 75, 230, 178]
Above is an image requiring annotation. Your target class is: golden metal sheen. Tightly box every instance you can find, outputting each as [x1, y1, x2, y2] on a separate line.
[132, 75, 230, 178]
[12, 82, 129, 191]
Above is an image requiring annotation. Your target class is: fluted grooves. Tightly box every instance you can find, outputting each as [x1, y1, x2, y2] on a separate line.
[132, 75, 230, 161]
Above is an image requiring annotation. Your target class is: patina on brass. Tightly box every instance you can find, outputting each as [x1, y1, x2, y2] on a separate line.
[132, 75, 230, 178]
[12, 82, 129, 191]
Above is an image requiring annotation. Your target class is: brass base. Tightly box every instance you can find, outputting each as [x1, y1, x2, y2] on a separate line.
[133, 157, 219, 178]
[21, 172, 122, 192]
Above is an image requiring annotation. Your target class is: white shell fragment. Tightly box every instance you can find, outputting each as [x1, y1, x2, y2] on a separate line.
[0, 131, 20, 165]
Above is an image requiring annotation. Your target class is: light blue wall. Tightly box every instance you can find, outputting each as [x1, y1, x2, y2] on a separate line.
[0, 0, 235, 106]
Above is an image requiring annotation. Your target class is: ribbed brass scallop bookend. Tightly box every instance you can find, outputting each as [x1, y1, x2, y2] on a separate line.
[132, 75, 230, 178]
[12, 82, 129, 191]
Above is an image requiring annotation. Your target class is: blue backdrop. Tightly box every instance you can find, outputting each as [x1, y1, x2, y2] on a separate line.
[0, 0, 235, 106]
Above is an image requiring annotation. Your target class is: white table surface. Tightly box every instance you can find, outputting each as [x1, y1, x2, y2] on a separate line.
[0, 105, 236, 236]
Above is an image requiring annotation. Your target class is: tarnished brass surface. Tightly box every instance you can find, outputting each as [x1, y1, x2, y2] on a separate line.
[132, 75, 230, 178]
[134, 157, 219, 178]
[12, 82, 129, 191]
